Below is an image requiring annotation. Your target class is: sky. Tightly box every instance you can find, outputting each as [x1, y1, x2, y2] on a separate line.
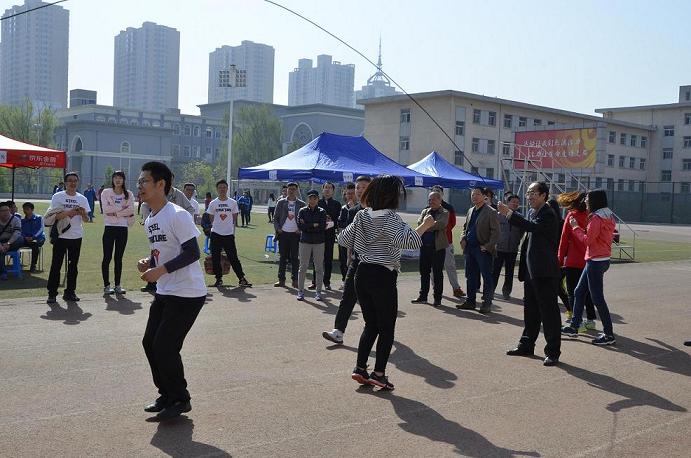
[36, 0, 691, 115]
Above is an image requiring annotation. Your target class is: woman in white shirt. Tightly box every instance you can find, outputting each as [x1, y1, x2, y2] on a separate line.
[101, 170, 135, 294]
[267, 193, 276, 223]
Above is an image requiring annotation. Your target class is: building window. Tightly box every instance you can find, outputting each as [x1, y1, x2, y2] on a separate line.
[193, 126, 200, 137]
[184, 125, 191, 136]
[617, 179, 625, 191]
[606, 178, 614, 190]
[684, 136, 691, 148]
[618, 155, 625, 167]
[639, 181, 646, 193]
[502, 142, 511, 156]
[503, 114, 512, 129]
[685, 113, 691, 125]
[215, 130, 221, 139]
[607, 154, 614, 167]
[205, 128, 213, 138]
[664, 125, 674, 136]
[558, 173, 566, 183]
[471, 166, 479, 175]
[639, 158, 646, 170]
[628, 180, 636, 192]
[595, 177, 603, 188]
[485, 168, 494, 179]
[471, 138, 480, 152]
[183, 145, 191, 157]
[533, 119, 542, 126]
[173, 124, 180, 135]
[608, 131, 616, 143]
[400, 109, 410, 123]
[473, 109, 481, 124]
[193, 145, 200, 157]
[120, 141, 130, 154]
[663, 148, 673, 159]
[488, 111, 496, 126]
[547, 121, 555, 126]
[661, 170, 672, 181]
[620, 133, 626, 145]
[487, 140, 496, 154]
[399, 136, 410, 151]
[630, 135, 637, 147]
[518, 116, 527, 127]
[629, 157, 635, 169]
[641, 136, 647, 148]
[172, 144, 180, 155]
[683, 159, 691, 171]
[454, 150, 464, 166]
[681, 182, 690, 193]
[455, 120, 465, 136]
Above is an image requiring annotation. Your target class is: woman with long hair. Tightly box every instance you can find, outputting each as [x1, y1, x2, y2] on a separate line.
[101, 170, 135, 294]
[338, 175, 435, 390]
[561, 189, 617, 345]
[557, 192, 597, 329]
[267, 192, 276, 223]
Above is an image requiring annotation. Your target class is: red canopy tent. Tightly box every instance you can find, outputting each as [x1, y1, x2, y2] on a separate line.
[0, 133, 66, 200]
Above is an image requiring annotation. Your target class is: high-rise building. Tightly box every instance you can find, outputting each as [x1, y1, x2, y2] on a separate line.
[208, 41, 274, 104]
[69, 89, 97, 108]
[288, 54, 355, 108]
[113, 22, 180, 112]
[0, 0, 69, 109]
[355, 40, 400, 108]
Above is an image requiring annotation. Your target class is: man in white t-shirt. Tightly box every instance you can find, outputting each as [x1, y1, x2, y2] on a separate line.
[182, 182, 200, 224]
[205, 179, 252, 288]
[272, 182, 305, 288]
[46, 172, 90, 304]
[137, 161, 207, 421]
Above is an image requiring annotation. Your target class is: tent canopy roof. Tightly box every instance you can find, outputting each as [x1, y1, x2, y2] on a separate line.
[0, 133, 65, 169]
[407, 151, 504, 189]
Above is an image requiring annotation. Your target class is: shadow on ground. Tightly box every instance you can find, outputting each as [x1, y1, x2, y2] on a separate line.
[150, 417, 231, 457]
[40, 302, 92, 325]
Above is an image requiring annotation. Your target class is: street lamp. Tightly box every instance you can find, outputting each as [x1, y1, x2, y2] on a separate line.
[218, 64, 247, 195]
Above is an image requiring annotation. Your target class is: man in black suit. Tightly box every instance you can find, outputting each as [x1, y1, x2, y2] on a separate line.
[497, 182, 561, 366]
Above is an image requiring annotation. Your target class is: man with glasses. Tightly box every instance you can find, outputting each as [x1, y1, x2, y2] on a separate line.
[46, 172, 90, 304]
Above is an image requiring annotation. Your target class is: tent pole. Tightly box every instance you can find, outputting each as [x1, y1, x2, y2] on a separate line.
[11, 167, 15, 201]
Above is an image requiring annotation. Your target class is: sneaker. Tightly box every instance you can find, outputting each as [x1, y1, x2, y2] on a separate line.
[432, 299, 442, 307]
[46, 295, 57, 305]
[296, 291, 305, 301]
[584, 320, 597, 330]
[577, 322, 588, 333]
[453, 287, 465, 298]
[411, 296, 428, 304]
[155, 400, 191, 421]
[307, 284, 316, 290]
[239, 277, 252, 288]
[274, 280, 285, 287]
[565, 310, 573, 323]
[322, 329, 344, 344]
[104, 285, 115, 295]
[62, 293, 80, 302]
[479, 303, 492, 314]
[114, 285, 126, 294]
[368, 373, 394, 390]
[314, 293, 324, 301]
[561, 325, 578, 337]
[351, 367, 370, 385]
[324, 284, 332, 291]
[456, 300, 476, 310]
[592, 333, 616, 346]
[213, 279, 223, 287]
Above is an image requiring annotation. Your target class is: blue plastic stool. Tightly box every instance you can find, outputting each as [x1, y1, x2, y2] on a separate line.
[4, 251, 22, 279]
[203, 236, 210, 255]
[265, 234, 277, 253]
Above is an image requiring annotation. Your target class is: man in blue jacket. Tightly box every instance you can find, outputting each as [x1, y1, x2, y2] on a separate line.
[21, 202, 45, 273]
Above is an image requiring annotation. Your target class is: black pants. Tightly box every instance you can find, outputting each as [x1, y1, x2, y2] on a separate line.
[519, 277, 561, 359]
[419, 246, 445, 301]
[210, 233, 245, 280]
[240, 207, 250, 226]
[558, 269, 569, 308]
[492, 251, 518, 296]
[355, 263, 398, 373]
[23, 239, 44, 269]
[142, 294, 204, 403]
[313, 231, 335, 286]
[334, 258, 360, 332]
[47, 237, 82, 296]
[338, 246, 348, 281]
[268, 207, 275, 222]
[102, 226, 128, 286]
[278, 231, 300, 281]
[564, 266, 596, 319]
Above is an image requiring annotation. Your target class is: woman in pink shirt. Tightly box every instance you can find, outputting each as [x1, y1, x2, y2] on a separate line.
[101, 171, 135, 294]
[561, 190, 617, 346]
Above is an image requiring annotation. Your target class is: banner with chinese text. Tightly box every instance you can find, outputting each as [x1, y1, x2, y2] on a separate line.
[513, 128, 597, 169]
[0, 149, 66, 168]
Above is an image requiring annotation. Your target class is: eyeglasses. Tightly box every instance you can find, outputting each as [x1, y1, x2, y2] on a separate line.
[526, 190, 540, 196]
[137, 178, 153, 186]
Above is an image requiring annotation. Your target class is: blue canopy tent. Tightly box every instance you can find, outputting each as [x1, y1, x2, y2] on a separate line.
[407, 151, 504, 189]
[237, 132, 442, 187]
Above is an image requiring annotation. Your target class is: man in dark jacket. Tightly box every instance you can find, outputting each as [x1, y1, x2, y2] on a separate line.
[310, 182, 341, 290]
[492, 194, 525, 299]
[273, 182, 306, 288]
[297, 190, 327, 301]
[498, 181, 561, 366]
[412, 192, 449, 307]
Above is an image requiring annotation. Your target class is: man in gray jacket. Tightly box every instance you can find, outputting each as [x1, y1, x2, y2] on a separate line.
[412, 192, 449, 306]
[493, 194, 525, 299]
[273, 182, 306, 288]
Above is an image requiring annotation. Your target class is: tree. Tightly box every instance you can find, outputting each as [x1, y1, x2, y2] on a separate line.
[178, 161, 215, 197]
[217, 104, 282, 179]
[104, 166, 114, 187]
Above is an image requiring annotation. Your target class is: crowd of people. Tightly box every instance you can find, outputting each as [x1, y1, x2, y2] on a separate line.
[2, 164, 624, 420]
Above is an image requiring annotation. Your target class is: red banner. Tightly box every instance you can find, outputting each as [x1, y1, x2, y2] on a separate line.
[0, 149, 66, 168]
[513, 128, 597, 169]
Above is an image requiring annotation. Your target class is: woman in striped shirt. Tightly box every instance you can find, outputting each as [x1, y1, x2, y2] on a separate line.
[337, 175, 435, 390]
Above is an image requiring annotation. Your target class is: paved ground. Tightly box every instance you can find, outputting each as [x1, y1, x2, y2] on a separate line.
[1, 260, 690, 457]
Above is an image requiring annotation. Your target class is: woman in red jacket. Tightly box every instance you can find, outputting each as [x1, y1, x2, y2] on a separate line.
[561, 190, 617, 345]
[557, 192, 597, 330]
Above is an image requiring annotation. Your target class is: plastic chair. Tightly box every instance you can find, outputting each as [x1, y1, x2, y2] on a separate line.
[4, 251, 22, 279]
[203, 236, 211, 255]
[265, 234, 277, 253]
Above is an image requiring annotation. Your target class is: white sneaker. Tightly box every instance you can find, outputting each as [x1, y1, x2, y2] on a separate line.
[322, 329, 343, 344]
[103, 286, 115, 295]
[315, 293, 324, 301]
[114, 285, 126, 294]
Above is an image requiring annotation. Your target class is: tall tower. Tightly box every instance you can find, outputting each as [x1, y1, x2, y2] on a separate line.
[208, 41, 274, 104]
[0, 0, 70, 109]
[288, 54, 355, 108]
[355, 38, 400, 107]
[113, 22, 180, 112]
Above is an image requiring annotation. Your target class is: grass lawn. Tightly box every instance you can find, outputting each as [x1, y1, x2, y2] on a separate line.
[3, 200, 691, 299]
